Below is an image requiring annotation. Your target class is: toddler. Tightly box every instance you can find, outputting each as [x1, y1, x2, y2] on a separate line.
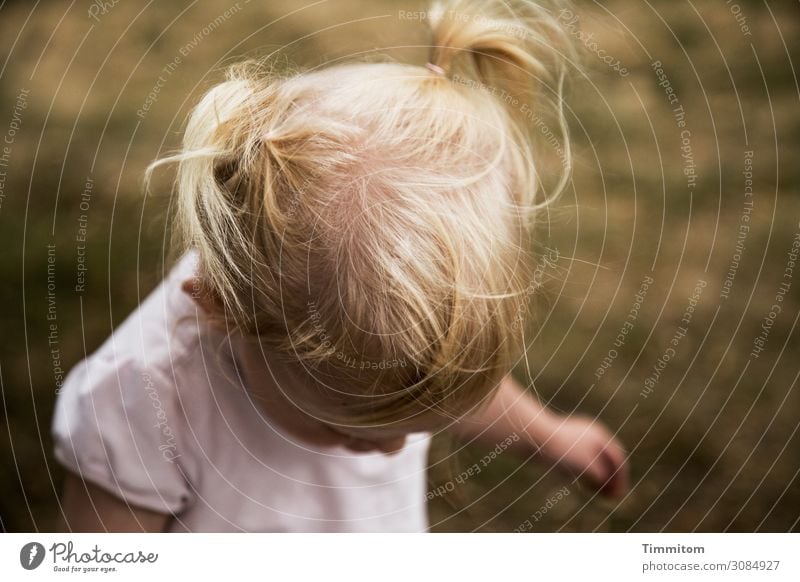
[53, 0, 628, 532]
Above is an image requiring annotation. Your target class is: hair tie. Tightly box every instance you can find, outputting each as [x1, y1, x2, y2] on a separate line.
[425, 62, 446, 77]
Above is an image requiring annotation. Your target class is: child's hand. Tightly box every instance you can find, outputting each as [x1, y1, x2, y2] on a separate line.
[537, 414, 629, 500]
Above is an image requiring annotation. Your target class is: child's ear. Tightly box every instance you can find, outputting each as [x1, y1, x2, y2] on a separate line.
[181, 277, 223, 314]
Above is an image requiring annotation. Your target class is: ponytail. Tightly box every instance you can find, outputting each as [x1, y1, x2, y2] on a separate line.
[427, 0, 576, 211]
[145, 1, 578, 427]
[148, 63, 364, 333]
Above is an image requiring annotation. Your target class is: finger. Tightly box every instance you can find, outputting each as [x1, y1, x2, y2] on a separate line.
[575, 445, 620, 498]
[580, 452, 612, 492]
[603, 437, 628, 471]
[598, 447, 629, 499]
[587, 426, 628, 498]
[605, 439, 630, 494]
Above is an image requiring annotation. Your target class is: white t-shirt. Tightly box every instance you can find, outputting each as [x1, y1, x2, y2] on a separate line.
[52, 252, 432, 532]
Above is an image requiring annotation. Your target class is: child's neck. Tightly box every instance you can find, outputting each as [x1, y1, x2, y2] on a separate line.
[234, 337, 346, 448]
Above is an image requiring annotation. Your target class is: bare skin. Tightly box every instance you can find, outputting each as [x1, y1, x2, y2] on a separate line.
[450, 374, 629, 499]
[58, 278, 629, 532]
[60, 472, 169, 532]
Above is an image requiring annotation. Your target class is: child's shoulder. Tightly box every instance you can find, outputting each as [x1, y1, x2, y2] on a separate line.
[85, 251, 204, 384]
[52, 252, 207, 514]
[56, 251, 214, 424]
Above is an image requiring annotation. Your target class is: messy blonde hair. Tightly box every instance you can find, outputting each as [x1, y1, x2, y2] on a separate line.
[149, 0, 575, 427]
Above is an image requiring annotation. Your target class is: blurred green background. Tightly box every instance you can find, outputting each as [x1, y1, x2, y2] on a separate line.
[0, 0, 798, 532]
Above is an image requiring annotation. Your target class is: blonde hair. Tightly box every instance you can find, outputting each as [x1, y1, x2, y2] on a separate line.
[148, 0, 575, 427]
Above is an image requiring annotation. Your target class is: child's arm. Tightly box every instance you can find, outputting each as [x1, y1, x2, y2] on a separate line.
[59, 472, 171, 532]
[449, 374, 629, 499]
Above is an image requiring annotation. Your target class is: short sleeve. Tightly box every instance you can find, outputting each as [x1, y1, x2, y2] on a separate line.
[52, 354, 194, 515]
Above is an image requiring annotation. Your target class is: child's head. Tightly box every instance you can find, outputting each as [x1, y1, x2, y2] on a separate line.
[154, 0, 574, 434]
